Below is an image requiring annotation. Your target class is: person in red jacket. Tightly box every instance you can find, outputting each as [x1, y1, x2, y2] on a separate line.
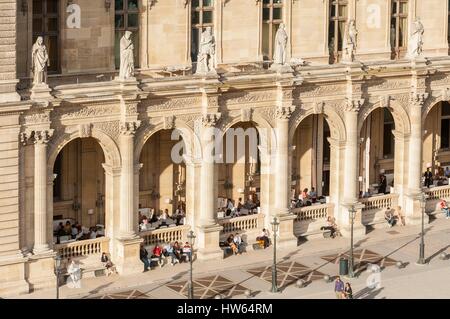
[152, 244, 164, 267]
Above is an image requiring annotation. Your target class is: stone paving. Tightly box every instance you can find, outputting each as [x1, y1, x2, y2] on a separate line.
[8, 219, 450, 299]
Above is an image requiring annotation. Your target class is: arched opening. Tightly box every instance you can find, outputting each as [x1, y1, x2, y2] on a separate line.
[291, 114, 331, 205]
[217, 121, 261, 217]
[423, 100, 450, 186]
[138, 130, 187, 229]
[359, 108, 396, 196]
[52, 137, 106, 243]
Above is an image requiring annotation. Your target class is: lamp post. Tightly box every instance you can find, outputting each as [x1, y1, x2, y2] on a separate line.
[417, 191, 428, 265]
[270, 216, 280, 293]
[348, 205, 356, 278]
[187, 230, 196, 299]
[54, 254, 62, 299]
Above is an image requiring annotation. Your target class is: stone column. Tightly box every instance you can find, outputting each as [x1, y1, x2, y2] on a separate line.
[273, 106, 297, 249]
[33, 130, 53, 254]
[341, 101, 365, 238]
[405, 93, 429, 224]
[119, 121, 140, 239]
[115, 120, 143, 275]
[196, 113, 223, 261]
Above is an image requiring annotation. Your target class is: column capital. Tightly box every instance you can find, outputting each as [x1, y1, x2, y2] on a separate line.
[410, 92, 429, 107]
[201, 113, 221, 127]
[120, 121, 141, 135]
[275, 106, 294, 120]
[134, 163, 144, 174]
[344, 98, 364, 113]
[20, 129, 54, 145]
[102, 163, 121, 177]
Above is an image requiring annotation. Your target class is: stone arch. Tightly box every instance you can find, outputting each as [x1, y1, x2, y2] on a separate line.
[288, 104, 346, 145]
[47, 125, 121, 175]
[358, 99, 411, 136]
[134, 119, 195, 164]
[421, 91, 446, 126]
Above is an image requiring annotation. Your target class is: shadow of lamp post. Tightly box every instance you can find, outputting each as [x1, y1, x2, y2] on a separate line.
[270, 216, 280, 293]
[348, 205, 357, 278]
[54, 254, 62, 300]
[187, 230, 196, 299]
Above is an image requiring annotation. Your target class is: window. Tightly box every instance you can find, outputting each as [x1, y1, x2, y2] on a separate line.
[32, 0, 59, 73]
[441, 102, 450, 149]
[390, 0, 408, 59]
[262, 0, 283, 61]
[383, 109, 395, 158]
[323, 121, 331, 164]
[115, 0, 139, 69]
[328, 0, 348, 64]
[191, 0, 214, 63]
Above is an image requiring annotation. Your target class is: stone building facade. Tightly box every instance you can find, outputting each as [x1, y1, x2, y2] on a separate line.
[1, 0, 450, 296]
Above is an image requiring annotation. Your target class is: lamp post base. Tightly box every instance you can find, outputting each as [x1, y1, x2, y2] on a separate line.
[415, 259, 427, 266]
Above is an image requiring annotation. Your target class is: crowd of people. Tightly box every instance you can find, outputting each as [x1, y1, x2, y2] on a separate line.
[423, 166, 450, 188]
[138, 204, 186, 232]
[224, 233, 244, 255]
[139, 241, 192, 272]
[219, 195, 260, 218]
[290, 187, 325, 208]
[54, 220, 101, 244]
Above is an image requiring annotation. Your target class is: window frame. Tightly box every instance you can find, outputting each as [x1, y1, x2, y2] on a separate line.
[191, 0, 215, 63]
[261, 0, 284, 61]
[32, 0, 60, 73]
[328, 0, 348, 64]
[114, 0, 140, 69]
[390, 0, 408, 60]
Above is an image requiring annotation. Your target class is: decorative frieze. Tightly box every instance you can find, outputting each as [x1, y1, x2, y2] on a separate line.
[56, 105, 120, 120]
[410, 92, 429, 107]
[24, 112, 50, 125]
[78, 123, 92, 138]
[300, 84, 347, 98]
[94, 121, 120, 141]
[145, 96, 202, 112]
[224, 91, 275, 105]
[20, 129, 54, 145]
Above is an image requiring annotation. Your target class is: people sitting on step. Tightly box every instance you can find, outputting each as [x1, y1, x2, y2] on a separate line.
[384, 207, 397, 227]
[151, 244, 164, 267]
[440, 199, 450, 219]
[233, 233, 244, 254]
[226, 234, 239, 255]
[101, 252, 116, 276]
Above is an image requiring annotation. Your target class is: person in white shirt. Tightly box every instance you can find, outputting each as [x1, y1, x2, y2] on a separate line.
[233, 233, 244, 254]
[89, 227, 97, 239]
[257, 229, 270, 248]
[67, 259, 81, 288]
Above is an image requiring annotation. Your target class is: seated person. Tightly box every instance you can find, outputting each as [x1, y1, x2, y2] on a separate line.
[308, 187, 317, 203]
[225, 208, 232, 217]
[173, 241, 183, 263]
[163, 243, 179, 265]
[226, 234, 238, 254]
[89, 226, 98, 239]
[440, 199, 450, 219]
[56, 222, 65, 237]
[71, 224, 79, 239]
[237, 198, 244, 211]
[384, 207, 396, 227]
[139, 218, 150, 231]
[233, 233, 244, 254]
[256, 229, 270, 249]
[151, 244, 164, 267]
[150, 209, 158, 223]
[174, 205, 185, 225]
[139, 244, 150, 272]
[64, 221, 72, 235]
[295, 199, 303, 208]
[101, 252, 115, 276]
[182, 242, 192, 261]
[320, 216, 337, 238]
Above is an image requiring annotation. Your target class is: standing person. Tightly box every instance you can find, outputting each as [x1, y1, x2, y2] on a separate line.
[309, 187, 317, 203]
[424, 168, 433, 188]
[378, 174, 387, 194]
[334, 276, 345, 299]
[139, 244, 150, 272]
[344, 282, 353, 299]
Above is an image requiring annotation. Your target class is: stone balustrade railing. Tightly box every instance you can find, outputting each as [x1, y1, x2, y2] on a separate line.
[140, 225, 190, 247]
[292, 203, 334, 222]
[54, 237, 109, 259]
[360, 193, 398, 212]
[218, 213, 264, 237]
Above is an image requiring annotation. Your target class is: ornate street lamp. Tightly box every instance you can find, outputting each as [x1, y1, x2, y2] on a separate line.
[54, 254, 62, 299]
[270, 216, 280, 293]
[348, 205, 357, 278]
[187, 230, 196, 299]
[417, 191, 428, 265]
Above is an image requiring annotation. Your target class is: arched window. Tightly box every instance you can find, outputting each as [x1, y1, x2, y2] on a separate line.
[32, 0, 59, 73]
[114, 0, 139, 69]
[261, 0, 283, 61]
[191, 0, 214, 63]
[390, 0, 408, 59]
[328, 0, 348, 64]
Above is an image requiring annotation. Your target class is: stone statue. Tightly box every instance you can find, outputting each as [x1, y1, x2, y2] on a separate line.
[343, 19, 357, 62]
[119, 31, 135, 80]
[196, 27, 215, 74]
[31, 36, 49, 85]
[273, 23, 288, 65]
[407, 17, 424, 59]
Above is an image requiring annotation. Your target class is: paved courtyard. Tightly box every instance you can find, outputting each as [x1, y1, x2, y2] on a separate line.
[9, 218, 450, 299]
